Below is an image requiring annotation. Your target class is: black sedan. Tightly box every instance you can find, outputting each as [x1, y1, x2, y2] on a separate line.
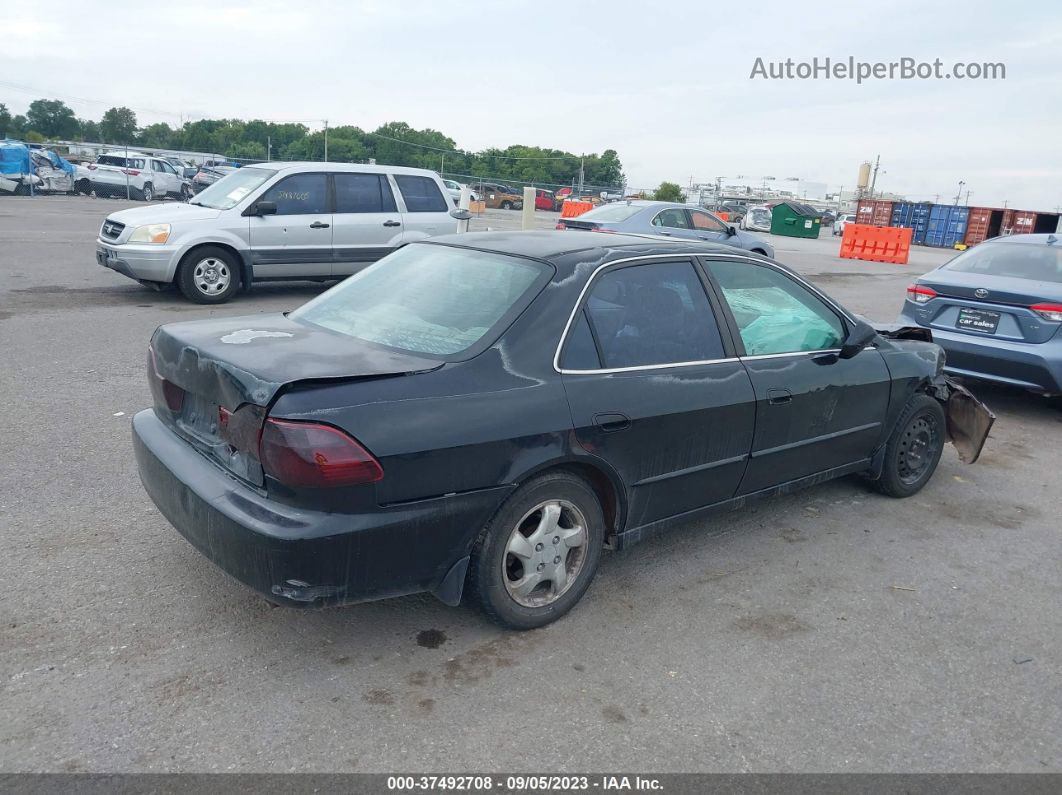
[134, 232, 993, 629]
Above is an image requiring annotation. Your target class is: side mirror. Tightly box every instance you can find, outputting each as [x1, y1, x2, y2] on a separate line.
[254, 201, 277, 216]
[727, 225, 737, 236]
[838, 320, 878, 359]
[450, 208, 473, 220]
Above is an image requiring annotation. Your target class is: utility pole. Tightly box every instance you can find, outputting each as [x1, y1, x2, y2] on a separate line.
[868, 154, 881, 199]
[441, 153, 445, 175]
[963, 189, 971, 205]
[1002, 199, 1008, 209]
[577, 155, 584, 194]
[266, 136, 271, 161]
[323, 120, 329, 161]
[953, 180, 965, 206]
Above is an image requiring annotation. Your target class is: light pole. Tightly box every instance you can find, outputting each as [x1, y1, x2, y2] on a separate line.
[953, 180, 965, 206]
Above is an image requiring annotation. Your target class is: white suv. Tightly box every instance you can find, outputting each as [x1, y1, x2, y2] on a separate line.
[88, 152, 191, 201]
[95, 162, 463, 303]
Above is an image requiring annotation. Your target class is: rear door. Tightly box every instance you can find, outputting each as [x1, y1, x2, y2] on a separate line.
[392, 174, 451, 239]
[246, 171, 333, 277]
[649, 207, 698, 240]
[704, 257, 891, 494]
[331, 172, 404, 276]
[560, 257, 756, 526]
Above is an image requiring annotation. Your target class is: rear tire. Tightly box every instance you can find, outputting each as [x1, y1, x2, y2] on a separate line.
[872, 395, 945, 498]
[176, 246, 240, 304]
[467, 472, 605, 630]
[135, 183, 154, 202]
[501, 201, 512, 210]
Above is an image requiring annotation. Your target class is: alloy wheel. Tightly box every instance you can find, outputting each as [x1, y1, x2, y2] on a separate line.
[502, 499, 588, 608]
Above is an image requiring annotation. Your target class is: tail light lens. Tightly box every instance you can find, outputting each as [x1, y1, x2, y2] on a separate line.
[122, 168, 140, 176]
[87, 164, 97, 170]
[259, 418, 383, 489]
[555, 221, 567, 229]
[1030, 302, 1062, 322]
[146, 346, 185, 412]
[906, 284, 937, 304]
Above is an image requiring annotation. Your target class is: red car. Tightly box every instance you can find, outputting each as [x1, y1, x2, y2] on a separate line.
[535, 188, 557, 211]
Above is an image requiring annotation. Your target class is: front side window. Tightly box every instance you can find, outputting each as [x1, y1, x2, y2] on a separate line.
[258, 173, 329, 215]
[291, 244, 549, 357]
[690, 210, 727, 232]
[394, 175, 448, 212]
[580, 261, 726, 369]
[708, 260, 845, 355]
[652, 209, 691, 229]
[335, 173, 397, 214]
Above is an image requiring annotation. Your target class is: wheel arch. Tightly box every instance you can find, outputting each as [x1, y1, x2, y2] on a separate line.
[175, 241, 247, 287]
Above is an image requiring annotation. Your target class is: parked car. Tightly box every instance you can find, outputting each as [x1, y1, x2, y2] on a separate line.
[534, 188, 557, 211]
[833, 213, 857, 236]
[132, 232, 992, 629]
[96, 162, 462, 303]
[820, 210, 836, 226]
[191, 165, 237, 194]
[165, 157, 198, 179]
[442, 179, 479, 205]
[0, 142, 75, 194]
[898, 233, 1062, 395]
[88, 152, 191, 201]
[472, 182, 523, 210]
[556, 187, 604, 206]
[740, 204, 772, 233]
[557, 201, 775, 258]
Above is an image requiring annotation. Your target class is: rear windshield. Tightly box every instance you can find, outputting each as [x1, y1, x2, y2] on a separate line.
[291, 244, 550, 357]
[944, 241, 1062, 283]
[578, 203, 643, 222]
[189, 167, 272, 209]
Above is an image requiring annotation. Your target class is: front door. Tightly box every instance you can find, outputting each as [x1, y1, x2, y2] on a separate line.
[331, 172, 404, 276]
[560, 258, 756, 528]
[247, 172, 333, 278]
[704, 258, 892, 495]
[688, 209, 731, 243]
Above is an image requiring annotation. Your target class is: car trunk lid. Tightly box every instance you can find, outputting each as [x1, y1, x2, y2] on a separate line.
[915, 272, 1062, 344]
[148, 313, 442, 485]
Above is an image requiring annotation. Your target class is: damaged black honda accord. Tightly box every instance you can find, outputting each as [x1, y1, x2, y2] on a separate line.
[134, 232, 994, 629]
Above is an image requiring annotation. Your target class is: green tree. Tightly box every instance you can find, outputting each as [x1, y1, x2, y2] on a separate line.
[9, 115, 28, 138]
[0, 104, 11, 137]
[24, 130, 45, 143]
[653, 181, 684, 202]
[139, 122, 175, 148]
[26, 99, 79, 139]
[78, 119, 101, 141]
[100, 107, 139, 144]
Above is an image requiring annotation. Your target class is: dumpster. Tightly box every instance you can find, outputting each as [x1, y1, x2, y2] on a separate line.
[924, 205, 970, 247]
[890, 202, 932, 244]
[770, 202, 821, 238]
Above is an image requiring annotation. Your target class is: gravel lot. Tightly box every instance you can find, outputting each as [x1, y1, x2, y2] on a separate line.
[1, 195, 1059, 773]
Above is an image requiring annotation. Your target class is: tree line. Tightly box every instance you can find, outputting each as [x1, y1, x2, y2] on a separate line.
[0, 99, 625, 190]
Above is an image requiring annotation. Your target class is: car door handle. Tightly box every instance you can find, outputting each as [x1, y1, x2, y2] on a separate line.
[767, 388, 792, 405]
[593, 413, 631, 432]
[309, 221, 330, 229]
[383, 220, 402, 227]
[657, 230, 672, 236]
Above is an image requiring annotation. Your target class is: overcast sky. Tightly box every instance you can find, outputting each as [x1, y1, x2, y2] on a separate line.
[4, 0, 1060, 209]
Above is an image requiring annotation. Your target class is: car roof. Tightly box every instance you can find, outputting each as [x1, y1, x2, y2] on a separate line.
[983, 233, 1060, 246]
[248, 161, 443, 177]
[420, 230, 763, 267]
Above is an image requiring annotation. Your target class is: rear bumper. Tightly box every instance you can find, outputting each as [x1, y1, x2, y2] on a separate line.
[899, 313, 1062, 394]
[132, 409, 509, 607]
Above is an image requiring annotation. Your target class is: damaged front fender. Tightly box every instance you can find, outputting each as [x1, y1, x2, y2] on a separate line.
[932, 377, 995, 464]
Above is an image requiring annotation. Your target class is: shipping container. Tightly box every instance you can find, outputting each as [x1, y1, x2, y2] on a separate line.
[855, 199, 894, 227]
[890, 202, 932, 244]
[964, 207, 1005, 246]
[998, 209, 1059, 237]
[924, 205, 970, 247]
[1032, 212, 1060, 234]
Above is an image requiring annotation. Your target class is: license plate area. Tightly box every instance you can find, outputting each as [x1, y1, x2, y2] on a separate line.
[956, 307, 1001, 334]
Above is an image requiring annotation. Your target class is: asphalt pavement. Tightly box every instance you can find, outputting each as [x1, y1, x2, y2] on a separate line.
[1, 195, 1059, 773]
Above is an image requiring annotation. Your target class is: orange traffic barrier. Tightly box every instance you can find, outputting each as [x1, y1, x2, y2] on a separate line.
[561, 201, 594, 218]
[839, 223, 913, 265]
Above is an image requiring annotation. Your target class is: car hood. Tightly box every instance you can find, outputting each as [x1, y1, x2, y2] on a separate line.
[108, 202, 223, 226]
[150, 313, 444, 410]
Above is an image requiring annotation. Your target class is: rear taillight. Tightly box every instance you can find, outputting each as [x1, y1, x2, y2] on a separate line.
[87, 164, 97, 170]
[1030, 302, 1062, 322]
[259, 418, 383, 488]
[555, 221, 566, 229]
[122, 169, 140, 176]
[906, 284, 937, 304]
[146, 346, 185, 412]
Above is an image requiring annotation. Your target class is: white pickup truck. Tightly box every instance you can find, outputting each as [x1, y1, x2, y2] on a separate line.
[86, 152, 192, 201]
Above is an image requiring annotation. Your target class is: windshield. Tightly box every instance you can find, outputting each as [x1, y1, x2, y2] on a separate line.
[189, 167, 272, 209]
[944, 241, 1062, 283]
[579, 203, 643, 222]
[291, 244, 549, 357]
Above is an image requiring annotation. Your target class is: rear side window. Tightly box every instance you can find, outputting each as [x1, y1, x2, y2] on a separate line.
[580, 261, 726, 369]
[560, 310, 600, 370]
[258, 173, 329, 215]
[944, 242, 1062, 283]
[652, 209, 691, 229]
[335, 173, 397, 213]
[394, 175, 448, 212]
[578, 203, 642, 223]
